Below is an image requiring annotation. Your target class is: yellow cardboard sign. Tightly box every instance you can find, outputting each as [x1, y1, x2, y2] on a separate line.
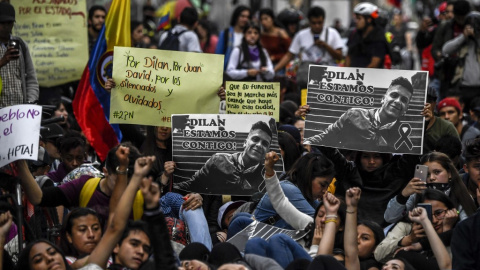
[301, 88, 308, 106]
[110, 47, 224, 126]
[12, 0, 88, 87]
[225, 81, 280, 122]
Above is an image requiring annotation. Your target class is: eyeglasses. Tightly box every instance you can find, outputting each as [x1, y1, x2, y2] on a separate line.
[433, 209, 448, 219]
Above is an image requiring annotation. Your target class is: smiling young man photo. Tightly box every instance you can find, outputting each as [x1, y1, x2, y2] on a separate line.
[304, 76, 414, 152]
[175, 121, 273, 195]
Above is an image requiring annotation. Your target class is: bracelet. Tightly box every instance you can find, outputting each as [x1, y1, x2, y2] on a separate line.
[346, 210, 356, 214]
[116, 166, 128, 175]
[324, 218, 337, 224]
[325, 215, 338, 219]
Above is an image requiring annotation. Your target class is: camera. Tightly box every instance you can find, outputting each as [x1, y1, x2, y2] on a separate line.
[8, 39, 19, 50]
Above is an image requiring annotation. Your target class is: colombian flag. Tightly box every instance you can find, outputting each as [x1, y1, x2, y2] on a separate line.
[73, 0, 130, 161]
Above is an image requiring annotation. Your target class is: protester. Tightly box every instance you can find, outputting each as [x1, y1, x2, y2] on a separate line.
[225, 22, 274, 82]
[384, 151, 476, 223]
[437, 97, 480, 153]
[87, 5, 106, 54]
[375, 189, 456, 269]
[46, 131, 87, 183]
[196, 19, 218, 53]
[258, 8, 291, 73]
[215, 6, 251, 70]
[346, 2, 388, 68]
[442, 11, 480, 108]
[0, 2, 39, 107]
[274, 6, 343, 89]
[431, 0, 471, 99]
[159, 7, 202, 52]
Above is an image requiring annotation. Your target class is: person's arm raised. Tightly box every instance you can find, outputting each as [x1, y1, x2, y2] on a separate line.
[107, 145, 130, 226]
[16, 160, 42, 204]
[409, 207, 452, 270]
[317, 192, 340, 255]
[87, 156, 156, 268]
[0, 211, 13, 270]
[264, 151, 313, 229]
[344, 187, 361, 270]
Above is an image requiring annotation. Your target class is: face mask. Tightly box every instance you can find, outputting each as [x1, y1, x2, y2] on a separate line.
[426, 182, 451, 193]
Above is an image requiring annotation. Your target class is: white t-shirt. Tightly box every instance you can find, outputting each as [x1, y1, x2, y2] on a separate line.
[289, 27, 344, 65]
[233, 32, 243, 48]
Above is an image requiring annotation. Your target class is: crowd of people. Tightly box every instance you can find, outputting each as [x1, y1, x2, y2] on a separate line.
[1, 0, 480, 269]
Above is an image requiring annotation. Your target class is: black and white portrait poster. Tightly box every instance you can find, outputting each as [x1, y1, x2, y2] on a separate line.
[304, 65, 428, 154]
[227, 221, 309, 252]
[172, 114, 284, 196]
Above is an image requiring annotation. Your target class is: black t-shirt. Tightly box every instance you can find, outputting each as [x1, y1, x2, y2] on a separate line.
[347, 26, 387, 68]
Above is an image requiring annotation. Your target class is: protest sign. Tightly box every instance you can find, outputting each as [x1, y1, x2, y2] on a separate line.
[172, 114, 283, 196]
[227, 220, 309, 252]
[12, 0, 88, 87]
[304, 65, 427, 154]
[225, 81, 280, 121]
[0, 105, 42, 168]
[110, 47, 224, 127]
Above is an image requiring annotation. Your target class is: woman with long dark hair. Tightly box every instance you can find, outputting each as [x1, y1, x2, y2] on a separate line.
[385, 151, 477, 223]
[375, 189, 457, 269]
[196, 19, 218, 53]
[259, 8, 291, 73]
[225, 22, 274, 82]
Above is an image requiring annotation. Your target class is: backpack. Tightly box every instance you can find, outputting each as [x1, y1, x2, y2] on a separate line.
[79, 177, 144, 220]
[159, 29, 188, 51]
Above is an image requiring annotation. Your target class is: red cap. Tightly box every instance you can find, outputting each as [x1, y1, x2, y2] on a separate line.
[437, 97, 461, 113]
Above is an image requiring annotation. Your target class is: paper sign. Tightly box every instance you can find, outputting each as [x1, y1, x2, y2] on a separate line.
[0, 105, 42, 167]
[110, 47, 224, 127]
[303, 65, 427, 154]
[171, 114, 284, 196]
[225, 81, 280, 121]
[12, 0, 88, 87]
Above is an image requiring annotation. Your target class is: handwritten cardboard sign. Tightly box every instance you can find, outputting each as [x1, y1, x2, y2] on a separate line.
[110, 47, 224, 127]
[225, 81, 280, 121]
[171, 114, 283, 196]
[12, 0, 88, 87]
[0, 105, 42, 168]
[304, 65, 427, 154]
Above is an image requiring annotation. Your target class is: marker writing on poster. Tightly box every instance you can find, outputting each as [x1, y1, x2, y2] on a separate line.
[183, 130, 236, 138]
[182, 141, 237, 150]
[120, 53, 206, 110]
[226, 82, 279, 120]
[315, 68, 375, 106]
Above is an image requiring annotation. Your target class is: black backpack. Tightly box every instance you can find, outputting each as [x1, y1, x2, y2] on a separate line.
[159, 29, 188, 51]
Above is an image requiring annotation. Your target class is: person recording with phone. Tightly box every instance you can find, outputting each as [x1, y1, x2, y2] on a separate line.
[0, 2, 39, 108]
[384, 151, 476, 224]
[374, 189, 456, 269]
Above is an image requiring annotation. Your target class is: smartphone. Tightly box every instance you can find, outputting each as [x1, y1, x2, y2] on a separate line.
[313, 34, 320, 41]
[414, 165, 428, 182]
[417, 203, 432, 222]
[7, 39, 19, 50]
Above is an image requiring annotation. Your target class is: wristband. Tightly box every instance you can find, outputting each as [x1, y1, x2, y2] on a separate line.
[325, 215, 338, 219]
[346, 210, 356, 214]
[116, 166, 128, 175]
[325, 218, 337, 224]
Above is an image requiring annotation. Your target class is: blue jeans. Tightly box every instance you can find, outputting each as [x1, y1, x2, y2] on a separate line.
[161, 192, 213, 250]
[227, 212, 254, 239]
[245, 234, 312, 268]
[253, 181, 317, 229]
